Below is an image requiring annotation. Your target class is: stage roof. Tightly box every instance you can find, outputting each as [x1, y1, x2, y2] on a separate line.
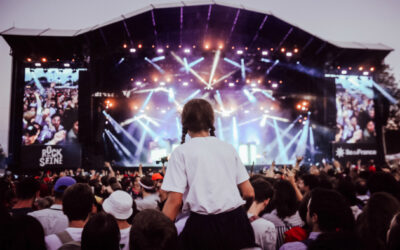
[1, 1, 392, 66]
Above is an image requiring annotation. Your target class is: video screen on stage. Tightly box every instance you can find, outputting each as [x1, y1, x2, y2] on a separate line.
[98, 47, 324, 166]
[335, 76, 376, 144]
[22, 67, 85, 146]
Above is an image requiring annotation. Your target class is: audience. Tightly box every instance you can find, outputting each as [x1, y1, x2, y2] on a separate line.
[130, 209, 178, 250]
[280, 188, 355, 250]
[11, 177, 40, 216]
[262, 179, 304, 249]
[29, 176, 76, 235]
[248, 179, 276, 250]
[102, 190, 133, 250]
[81, 212, 120, 250]
[357, 192, 400, 250]
[135, 176, 160, 211]
[45, 183, 95, 250]
[2, 155, 400, 250]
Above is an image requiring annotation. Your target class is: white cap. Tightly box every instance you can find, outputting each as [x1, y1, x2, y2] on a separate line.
[102, 190, 133, 220]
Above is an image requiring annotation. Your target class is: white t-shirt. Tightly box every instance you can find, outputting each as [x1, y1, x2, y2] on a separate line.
[120, 227, 131, 250]
[161, 136, 249, 214]
[135, 193, 160, 211]
[248, 213, 276, 250]
[45, 227, 83, 250]
[28, 204, 68, 235]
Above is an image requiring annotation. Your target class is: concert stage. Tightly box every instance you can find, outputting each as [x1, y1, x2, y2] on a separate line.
[1, 2, 393, 171]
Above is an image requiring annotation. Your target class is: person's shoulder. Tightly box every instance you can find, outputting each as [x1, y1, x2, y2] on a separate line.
[279, 241, 307, 250]
[253, 217, 276, 231]
[45, 233, 62, 250]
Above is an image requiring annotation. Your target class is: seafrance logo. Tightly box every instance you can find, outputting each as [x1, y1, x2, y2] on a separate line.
[39, 146, 63, 167]
[335, 147, 377, 158]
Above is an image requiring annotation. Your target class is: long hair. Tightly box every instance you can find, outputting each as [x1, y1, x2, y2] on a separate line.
[180, 99, 216, 144]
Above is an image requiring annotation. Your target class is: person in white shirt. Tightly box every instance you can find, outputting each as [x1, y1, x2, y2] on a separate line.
[45, 183, 95, 250]
[29, 176, 76, 235]
[135, 176, 160, 211]
[161, 98, 256, 250]
[102, 190, 133, 250]
[248, 179, 276, 250]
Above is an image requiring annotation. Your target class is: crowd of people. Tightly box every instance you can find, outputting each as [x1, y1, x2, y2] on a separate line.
[335, 91, 376, 144]
[2, 157, 400, 250]
[22, 81, 79, 146]
[2, 98, 400, 250]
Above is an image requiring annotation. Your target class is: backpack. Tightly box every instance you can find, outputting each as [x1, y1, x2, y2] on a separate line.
[56, 230, 81, 250]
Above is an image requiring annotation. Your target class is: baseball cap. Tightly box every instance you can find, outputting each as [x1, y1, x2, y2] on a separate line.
[102, 190, 133, 220]
[54, 176, 76, 193]
[152, 173, 163, 181]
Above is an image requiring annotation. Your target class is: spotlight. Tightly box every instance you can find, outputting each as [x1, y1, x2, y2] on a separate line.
[348, 67, 352, 70]
[337, 66, 341, 69]
[280, 48, 286, 53]
[35, 63, 41, 67]
[261, 51, 268, 56]
[166, 45, 170, 48]
[157, 48, 164, 54]
[41, 57, 47, 63]
[184, 48, 191, 54]
[130, 48, 136, 53]
[302, 101, 308, 106]
[229, 82, 235, 87]
[26, 58, 32, 62]
[307, 111, 311, 115]
[123, 44, 128, 49]
[296, 61, 300, 64]
[370, 67, 375, 72]
[218, 44, 224, 49]
[64, 63, 70, 67]
[341, 70, 347, 74]
[178, 45, 182, 48]
[286, 52, 293, 57]
[297, 104, 301, 109]
[358, 66, 364, 71]
[204, 43, 210, 50]
[138, 44, 143, 49]
[301, 107, 306, 111]
[272, 83, 278, 88]
[237, 50, 243, 55]
[294, 48, 299, 53]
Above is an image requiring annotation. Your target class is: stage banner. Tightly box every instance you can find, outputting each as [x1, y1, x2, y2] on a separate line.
[332, 143, 378, 163]
[20, 145, 81, 168]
